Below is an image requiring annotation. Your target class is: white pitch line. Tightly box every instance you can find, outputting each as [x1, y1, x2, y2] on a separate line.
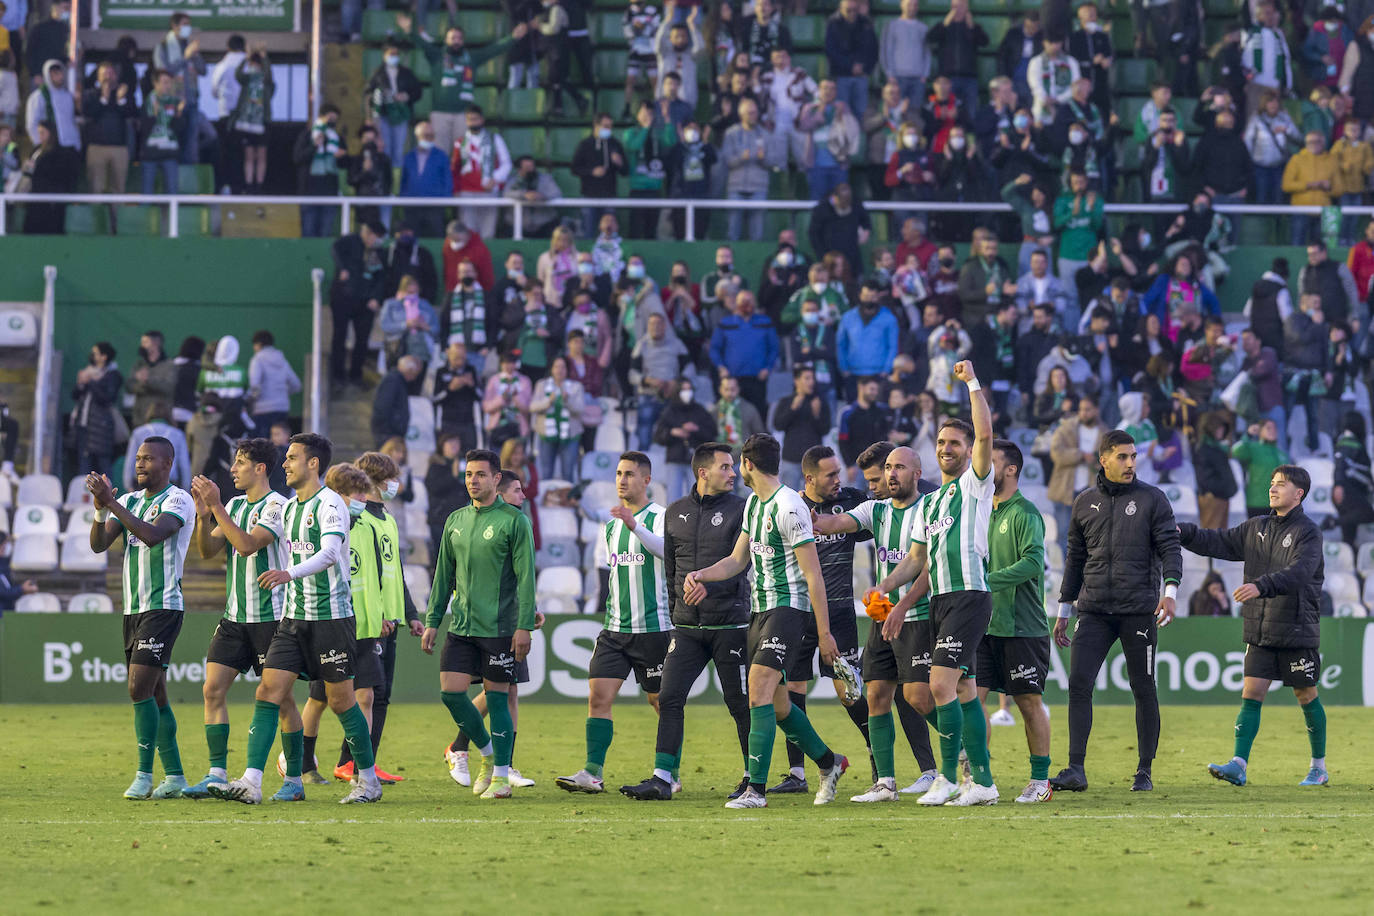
[10, 811, 1374, 827]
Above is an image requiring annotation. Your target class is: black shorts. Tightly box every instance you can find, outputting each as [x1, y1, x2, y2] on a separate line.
[976, 634, 1052, 695]
[234, 129, 268, 149]
[123, 610, 184, 668]
[440, 633, 520, 684]
[929, 591, 992, 678]
[746, 607, 807, 674]
[589, 630, 671, 693]
[791, 604, 862, 681]
[206, 618, 278, 675]
[308, 636, 384, 700]
[263, 616, 357, 683]
[1244, 644, 1321, 688]
[861, 617, 932, 685]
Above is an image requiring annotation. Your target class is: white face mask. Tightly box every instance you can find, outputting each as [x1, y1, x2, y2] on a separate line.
[178, 24, 193, 39]
[902, 132, 919, 149]
[382, 479, 400, 500]
[348, 498, 366, 517]
[1069, 129, 1086, 145]
[811, 281, 826, 295]
[949, 136, 967, 150]
[679, 389, 694, 404]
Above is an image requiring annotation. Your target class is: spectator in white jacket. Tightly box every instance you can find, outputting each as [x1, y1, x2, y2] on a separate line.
[247, 330, 302, 434]
[452, 105, 512, 242]
[1026, 32, 1080, 121]
[25, 60, 80, 149]
[209, 34, 248, 119]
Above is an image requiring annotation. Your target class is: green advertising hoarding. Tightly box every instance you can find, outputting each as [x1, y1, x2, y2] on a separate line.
[98, 0, 297, 32]
[2, 614, 1368, 705]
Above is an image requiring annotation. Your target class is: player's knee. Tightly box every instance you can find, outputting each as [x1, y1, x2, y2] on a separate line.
[646, 692, 661, 713]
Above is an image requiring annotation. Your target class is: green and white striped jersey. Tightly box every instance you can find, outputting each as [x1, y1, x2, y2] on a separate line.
[222, 491, 289, 624]
[282, 487, 354, 621]
[600, 502, 669, 634]
[743, 485, 815, 615]
[912, 464, 994, 595]
[116, 485, 194, 615]
[845, 497, 930, 621]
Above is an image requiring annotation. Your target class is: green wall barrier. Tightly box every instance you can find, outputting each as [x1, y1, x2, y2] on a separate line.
[2, 612, 1365, 705]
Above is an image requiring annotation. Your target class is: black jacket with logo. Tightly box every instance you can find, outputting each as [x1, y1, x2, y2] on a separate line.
[1178, 507, 1323, 649]
[1060, 471, 1183, 616]
[663, 487, 748, 627]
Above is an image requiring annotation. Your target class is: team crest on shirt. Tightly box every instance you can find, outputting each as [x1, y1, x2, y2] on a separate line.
[999, 518, 1009, 535]
[711, 511, 724, 527]
[248, 510, 260, 527]
[305, 512, 315, 528]
[483, 525, 495, 540]
[1282, 533, 1293, 549]
[1125, 500, 1137, 516]
[765, 518, 774, 533]
[146, 503, 161, 521]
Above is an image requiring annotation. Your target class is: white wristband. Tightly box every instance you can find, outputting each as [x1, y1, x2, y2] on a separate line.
[966, 378, 982, 393]
[1057, 602, 1075, 619]
[95, 508, 109, 523]
[1164, 584, 1178, 601]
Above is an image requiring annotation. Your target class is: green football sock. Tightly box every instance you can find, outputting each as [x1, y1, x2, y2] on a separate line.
[869, 712, 896, 780]
[747, 705, 776, 786]
[441, 691, 490, 752]
[1302, 696, 1326, 760]
[245, 700, 280, 771]
[778, 704, 832, 765]
[205, 723, 230, 770]
[585, 716, 614, 779]
[1233, 698, 1263, 762]
[924, 710, 939, 729]
[961, 698, 992, 787]
[1030, 754, 1051, 781]
[487, 690, 514, 767]
[337, 703, 375, 771]
[133, 698, 159, 773]
[653, 750, 676, 776]
[155, 703, 184, 777]
[282, 729, 304, 779]
[935, 699, 964, 783]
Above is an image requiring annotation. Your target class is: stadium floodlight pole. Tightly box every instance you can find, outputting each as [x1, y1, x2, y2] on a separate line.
[33, 265, 57, 474]
[309, 267, 326, 437]
[69, 0, 79, 74]
[309, 0, 322, 123]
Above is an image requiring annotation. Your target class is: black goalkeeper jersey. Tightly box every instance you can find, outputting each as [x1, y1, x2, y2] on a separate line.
[803, 486, 871, 621]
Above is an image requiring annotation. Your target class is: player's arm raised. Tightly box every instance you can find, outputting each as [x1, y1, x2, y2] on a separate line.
[195, 475, 275, 556]
[87, 473, 124, 553]
[683, 531, 750, 604]
[954, 359, 993, 479]
[88, 472, 182, 549]
[190, 480, 226, 559]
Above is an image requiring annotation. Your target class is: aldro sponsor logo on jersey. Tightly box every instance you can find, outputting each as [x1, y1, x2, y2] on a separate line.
[608, 549, 647, 568]
[290, 539, 318, 555]
[750, 540, 778, 559]
[925, 515, 955, 538]
[876, 545, 908, 564]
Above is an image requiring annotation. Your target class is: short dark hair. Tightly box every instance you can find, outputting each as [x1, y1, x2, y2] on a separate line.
[94, 341, 116, 362]
[497, 468, 523, 492]
[235, 437, 277, 469]
[141, 435, 174, 459]
[793, 364, 815, 381]
[465, 448, 500, 472]
[320, 102, 341, 117]
[1308, 238, 1328, 252]
[1271, 256, 1289, 278]
[992, 438, 1022, 478]
[143, 329, 164, 344]
[227, 34, 246, 51]
[468, 104, 485, 118]
[1272, 464, 1311, 500]
[290, 433, 332, 475]
[618, 450, 653, 473]
[801, 444, 836, 476]
[251, 330, 274, 348]
[1032, 302, 1055, 317]
[856, 440, 895, 471]
[692, 441, 734, 474]
[1158, 106, 1178, 118]
[939, 417, 975, 446]
[741, 433, 781, 476]
[1098, 429, 1135, 455]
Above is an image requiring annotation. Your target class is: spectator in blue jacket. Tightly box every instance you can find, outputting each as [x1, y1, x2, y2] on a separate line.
[837, 279, 899, 391]
[1141, 252, 1221, 330]
[709, 289, 779, 415]
[399, 119, 452, 238]
[825, 0, 879, 119]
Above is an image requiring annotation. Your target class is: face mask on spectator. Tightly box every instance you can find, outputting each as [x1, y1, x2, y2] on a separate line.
[597, 127, 612, 139]
[1069, 129, 1086, 145]
[679, 388, 694, 403]
[508, 267, 523, 279]
[902, 132, 918, 149]
[627, 263, 646, 280]
[1139, 231, 1152, 248]
[949, 135, 966, 150]
[939, 256, 955, 269]
[811, 281, 826, 295]
[578, 261, 594, 275]
[683, 129, 700, 143]
[576, 299, 593, 313]
[801, 310, 821, 327]
[1013, 114, 1029, 130]
[385, 53, 400, 66]
[717, 259, 733, 273]
[775, 250, 793, 268]
[1084, 19, 1100, 31]
[179, 24, 192, 39]
[382, 480, 400, 500]
[461, 275, 475, 286]
[348, 498, 366, 517]
[417, 139, 434, 150]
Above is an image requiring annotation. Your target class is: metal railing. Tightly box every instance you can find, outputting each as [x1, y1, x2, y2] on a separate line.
[32, 265, 58, 475]
[4, 192, 1364, 242]
[308, 268, 326, 438]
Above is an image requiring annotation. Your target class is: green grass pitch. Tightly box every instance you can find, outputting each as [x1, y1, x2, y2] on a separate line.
[2, 701, 1369, 914]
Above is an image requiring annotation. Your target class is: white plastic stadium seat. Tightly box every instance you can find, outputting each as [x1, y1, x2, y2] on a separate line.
[1333, 602, 1367, 618]
[1006, 426, 1037, 453]
[10, 534, 57, 572]
[0, 309, 38, 347]
[409, 477, 429, 516]
[541, 594, 579, 616]
[536, 566, 583, 600]
[537, 538, 579, 567]
[1228, 461, 1247, 516]
[593, 425, 626, 453]
[402, 564, 431, 611]
[1322, 541, 1354, 571]
[1020, 461, 1046, 486]
[16, 474, 62, 508]
[63, 475, 94, 511]
[1305, 458, 1335, 490]
[60, 534, 107, 573]
[405, 396, 437, 455]
[0, 478, 11, 506]
[1325, 571, 1361, 603]
[1306, 481, 1335, 519]
[12, 504, 59, 537]
[1040, 511, 1058, 546]
[15, 591, 61, 612]
[0, 508, 7, 534]
[1044, 541, 1065, 572]
[1358, 543, 1374, 575]
[1159, 483, 1199, 521]
[68, 592, 115, 613]
[579, 481, 617, 517]
[540, 506, 579, 542]
[581, 450, 621, 481]
[1362, 576, 1374, 612]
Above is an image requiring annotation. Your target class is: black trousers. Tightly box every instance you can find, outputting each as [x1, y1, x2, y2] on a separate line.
[735, 376, 769, 418]
[340, 628, 398, 765]
[1067, 611, 1160, 768]
[330, 304, 375, 382]
[655, 626, 751, 768]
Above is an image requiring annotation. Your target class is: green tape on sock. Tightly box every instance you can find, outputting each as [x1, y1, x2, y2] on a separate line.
[960, 698, 992, 787]
[935, 700, 963, 784]
[585, 717, 613, 779]
[487, 691, 514, 768]
[205, 723, 230, 770]
[337, 703, 375, 771]
[441, 691, 490, 750]
[1030, 754, 1051, 781]
[1234, 697, 1263, 762]
[246, 700, 281, 772]
[747, 706, 776, 785]
[869, 712, 896, 780]
[133, 698, 159, 773]
[1302, 696, 1326, 760]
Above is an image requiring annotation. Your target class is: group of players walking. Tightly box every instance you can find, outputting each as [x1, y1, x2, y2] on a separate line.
[88, 359, 1333, 807]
